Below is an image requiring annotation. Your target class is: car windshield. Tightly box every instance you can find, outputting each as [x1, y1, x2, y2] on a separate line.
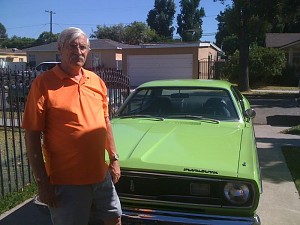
[117, 87, 239, 121]
[36, 62, 60, 71]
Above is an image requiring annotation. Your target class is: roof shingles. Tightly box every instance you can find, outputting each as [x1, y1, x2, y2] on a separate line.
[266, 33, 300, 48]
[25, 39, 134, 51]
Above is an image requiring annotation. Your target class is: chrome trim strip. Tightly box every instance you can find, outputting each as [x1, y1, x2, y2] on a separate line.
[121, 196, 223, 208]
[122, 207, 261, 225]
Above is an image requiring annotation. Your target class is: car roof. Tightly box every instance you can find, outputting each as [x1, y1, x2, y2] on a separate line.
[137, 79, 233, 90]
[37, 62, 60, 65]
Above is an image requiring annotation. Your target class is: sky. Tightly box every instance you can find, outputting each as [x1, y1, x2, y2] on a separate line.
[0, 0, 229, 43]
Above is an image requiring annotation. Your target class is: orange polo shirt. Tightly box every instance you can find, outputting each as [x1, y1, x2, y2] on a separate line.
[22, 66, 109, 185]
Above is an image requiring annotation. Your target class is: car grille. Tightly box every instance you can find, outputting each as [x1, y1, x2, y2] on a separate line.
[115, 170, 255, 209]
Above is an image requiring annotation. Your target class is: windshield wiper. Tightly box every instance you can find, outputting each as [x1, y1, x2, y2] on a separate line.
[166, 115, 219, 124]
[118, 114, 164, 121]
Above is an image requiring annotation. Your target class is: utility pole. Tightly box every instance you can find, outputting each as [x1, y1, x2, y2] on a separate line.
[45, 10, 56, 42]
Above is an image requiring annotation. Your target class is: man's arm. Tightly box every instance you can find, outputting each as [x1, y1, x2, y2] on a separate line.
[25, 129, 57, 207]
[105, 117, 121, 184]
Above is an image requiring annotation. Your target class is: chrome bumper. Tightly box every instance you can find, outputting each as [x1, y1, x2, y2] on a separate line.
[122, 207, 261, 225]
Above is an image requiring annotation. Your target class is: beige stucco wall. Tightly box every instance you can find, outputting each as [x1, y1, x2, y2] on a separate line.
[198, 47, 219, 61]
[88, 49, 119, 69]
[28, 51, 59, 66]
[0, 53, 27, 62]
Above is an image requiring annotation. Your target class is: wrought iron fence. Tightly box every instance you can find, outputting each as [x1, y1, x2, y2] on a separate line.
[96, 68, 130, 118]
[198, 59, 225, 80]
[0, 67, 130, 198]
[0, 68, 33, 198]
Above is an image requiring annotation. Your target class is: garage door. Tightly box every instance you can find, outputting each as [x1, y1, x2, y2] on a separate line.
[127, 54, 193, 87]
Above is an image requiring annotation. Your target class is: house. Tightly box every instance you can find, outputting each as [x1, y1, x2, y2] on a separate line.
[122, 42, 224, 87]
[265, 33, 300, 68]
[24, 39, 134, 69]
[0, 48, 27, 69]
[24, 39, 225, 87]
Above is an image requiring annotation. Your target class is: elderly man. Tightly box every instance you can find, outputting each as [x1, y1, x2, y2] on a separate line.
[22, 27, 122, 225]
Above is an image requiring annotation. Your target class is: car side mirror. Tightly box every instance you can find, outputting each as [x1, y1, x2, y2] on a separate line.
[244, 108, 256, 120]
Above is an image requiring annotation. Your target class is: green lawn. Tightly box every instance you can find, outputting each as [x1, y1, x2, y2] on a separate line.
[0, 183, 37, 215]
[254, 86, 299, 91]
[281, 125, 300, 135]
[281, 124, 300, 196]
[0, 126, 35, 215]
[282, 146, 300, 197]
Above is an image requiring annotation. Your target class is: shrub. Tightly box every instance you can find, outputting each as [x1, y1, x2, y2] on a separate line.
[274, 65, 299, 86]
[222, 44, 287, 86]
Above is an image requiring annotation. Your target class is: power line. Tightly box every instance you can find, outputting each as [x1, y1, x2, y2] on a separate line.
[6, 24, 48, 30]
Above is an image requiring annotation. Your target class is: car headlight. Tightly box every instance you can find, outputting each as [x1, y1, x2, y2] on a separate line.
[224, 182, 250, 205]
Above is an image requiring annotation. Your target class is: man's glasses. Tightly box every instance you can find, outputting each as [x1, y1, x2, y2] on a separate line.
[67, 44, 90, 53]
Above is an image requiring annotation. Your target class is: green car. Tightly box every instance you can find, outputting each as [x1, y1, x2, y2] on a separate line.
[112, 79, 261, 225]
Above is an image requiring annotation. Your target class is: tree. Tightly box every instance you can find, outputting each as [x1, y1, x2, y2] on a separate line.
[1, 35, 36, 49]
[215, 11, 228, 47]
[147, 0, 176, 40]
[271, 0, 300, 32]
[92, 22, 159, 45]
[35, 31, 59, 45]
[91, 24, 126, 42]
[283, 14, 300, 32]
[124, 21, 159, 45]
[177, 0, 205, 42]
[223, 45, 286, 86]
[0, 23, 8, 46]
[214, 0, 280, 91]
[215, 9, 239, 56]
[0, 23, 8, 40]
[215, 0, 300, 91]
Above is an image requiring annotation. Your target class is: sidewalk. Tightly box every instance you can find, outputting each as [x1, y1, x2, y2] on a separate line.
[251, 89, 299, 94]
[249, 92, 300, 225]
[255, 125, 300, 225]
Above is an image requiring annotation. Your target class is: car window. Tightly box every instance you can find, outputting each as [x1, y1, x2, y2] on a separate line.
[231, 85, 246, 114]
[118, 87, 239, 121]
[119, 89, 153, 114]
[36, 62, 59, 71]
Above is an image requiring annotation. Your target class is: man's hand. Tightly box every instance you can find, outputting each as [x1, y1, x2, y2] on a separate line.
[37, 178, 58, 208]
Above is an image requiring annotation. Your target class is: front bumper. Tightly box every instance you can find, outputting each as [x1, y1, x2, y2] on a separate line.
[122, 207, 261, 225]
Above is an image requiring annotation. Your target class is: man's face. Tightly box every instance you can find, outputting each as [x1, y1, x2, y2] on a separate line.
[60, 35, 89, 68]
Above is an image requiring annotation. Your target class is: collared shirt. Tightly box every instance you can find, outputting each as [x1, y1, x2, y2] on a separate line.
[22, 65, 109, 185]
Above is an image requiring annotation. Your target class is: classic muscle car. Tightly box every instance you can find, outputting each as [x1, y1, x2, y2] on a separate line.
[112, 79, 261, 225]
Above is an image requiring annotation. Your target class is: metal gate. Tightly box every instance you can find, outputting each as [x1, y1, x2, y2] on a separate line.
[198, 59, 225, 80]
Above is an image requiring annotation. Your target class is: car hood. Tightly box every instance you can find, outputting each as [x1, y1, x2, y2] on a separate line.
[112, 119, 244, 178]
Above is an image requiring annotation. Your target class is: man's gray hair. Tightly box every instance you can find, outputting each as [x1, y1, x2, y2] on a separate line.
[57, 27, 90, 50]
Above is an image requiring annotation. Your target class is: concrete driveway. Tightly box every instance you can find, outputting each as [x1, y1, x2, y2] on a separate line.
[1, 92, 299, 225]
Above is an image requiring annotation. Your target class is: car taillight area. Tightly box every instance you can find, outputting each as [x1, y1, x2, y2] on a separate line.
[115, 171, 257, 209]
